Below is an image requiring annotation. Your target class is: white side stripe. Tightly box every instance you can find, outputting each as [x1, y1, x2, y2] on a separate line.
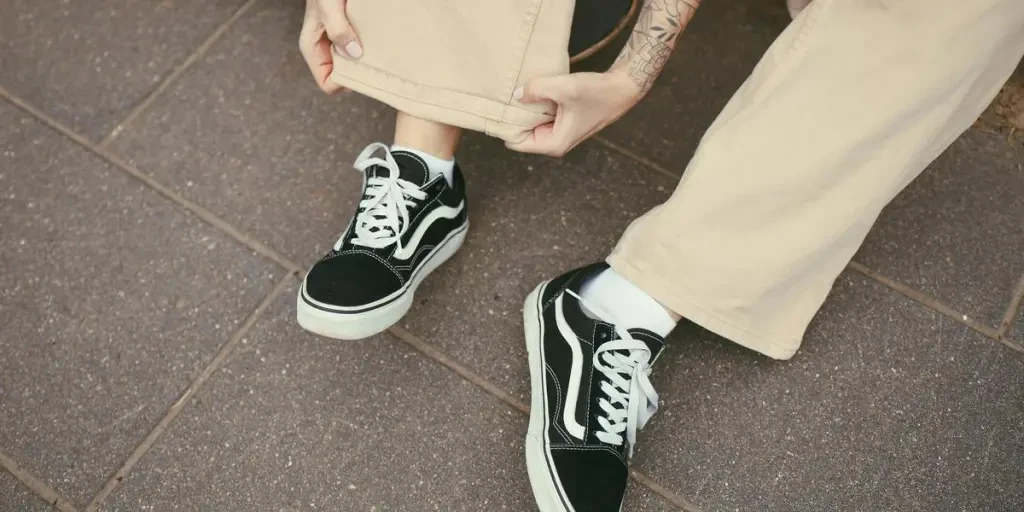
[393, 201, 464, 260]
[554, 293, 587, 440]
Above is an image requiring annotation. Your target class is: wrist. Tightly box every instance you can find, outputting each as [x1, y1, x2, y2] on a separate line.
[607, 66, 647, 101]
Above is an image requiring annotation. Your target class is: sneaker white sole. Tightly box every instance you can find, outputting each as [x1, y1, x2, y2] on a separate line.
[524, 281, 576, 512]
[296, 222, 468, 340]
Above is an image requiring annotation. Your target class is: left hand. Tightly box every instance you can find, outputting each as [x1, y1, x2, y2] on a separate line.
[507, 70, 643, 157]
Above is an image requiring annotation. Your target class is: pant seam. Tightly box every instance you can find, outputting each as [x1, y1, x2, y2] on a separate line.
[497, 0, 546, 133]
[332, 66, 547, 127]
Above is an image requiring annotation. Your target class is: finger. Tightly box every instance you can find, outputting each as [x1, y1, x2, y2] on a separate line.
[514, 75, 579, 105]
[313, 38, 344, 94]
[300, 24, 344, 94]
[505, 124, 556, 155]
[318, 0, 363, 59]
[506, 120, 574, 157]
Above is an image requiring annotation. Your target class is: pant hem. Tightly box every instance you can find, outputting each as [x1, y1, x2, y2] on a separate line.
[607, 253, 801, 360]
[329, 59, 552, 143]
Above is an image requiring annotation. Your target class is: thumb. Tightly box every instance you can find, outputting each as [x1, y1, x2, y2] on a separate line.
[319, 0, 362, 59]
[514, 75, 579, 104]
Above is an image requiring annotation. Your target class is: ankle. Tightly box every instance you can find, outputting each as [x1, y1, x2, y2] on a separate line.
[391, 145, 455, 186]
[393, 112, 461, 159]
[579, 268, 678, 337]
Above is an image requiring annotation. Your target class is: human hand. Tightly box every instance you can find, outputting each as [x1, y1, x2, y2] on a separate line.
[508, 0, 700, 156]
[506, 70, 643, 157]
[299, 0, 363, 94]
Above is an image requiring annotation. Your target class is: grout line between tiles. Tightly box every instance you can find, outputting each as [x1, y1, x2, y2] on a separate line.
[0, 85, 302, 274]
[997, 273, 1024, 337]
[97, 0, 259, 147]
[83, 273, 294, 512]
[0, 452, 78, 512]
[849, 262, 1023, 353]
[388, 325, 529, 414]
[386, 325, 700, 512]
[629, 469, 703, 512]
[592, 134, 683, 181]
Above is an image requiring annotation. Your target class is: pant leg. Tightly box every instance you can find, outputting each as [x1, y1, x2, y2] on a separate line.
[330, 0, 575, 142]
[608, 0, 1024, 360]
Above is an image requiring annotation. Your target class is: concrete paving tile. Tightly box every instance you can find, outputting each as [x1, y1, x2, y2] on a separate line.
[0, 103, 279, 505]
[634, 273, 1024, 511]
[401, 134, 676, 403]
[625, 484, 684, 512]
[598, 0, 789, 172]
[857, 130, 1024, 328]
[0, 0, 249, 141]
[105, 282, 540, 511]
[0, 470, 49, 512]
[108, 0, 393, 265]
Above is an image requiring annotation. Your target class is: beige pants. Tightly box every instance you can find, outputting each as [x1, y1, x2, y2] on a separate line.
[331, 0, 1024, 359]
[331, 0, 575, 142]
[610, 0, 1024, 359]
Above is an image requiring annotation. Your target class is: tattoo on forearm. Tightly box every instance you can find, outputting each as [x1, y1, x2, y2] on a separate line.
[614, 0, 699, 93]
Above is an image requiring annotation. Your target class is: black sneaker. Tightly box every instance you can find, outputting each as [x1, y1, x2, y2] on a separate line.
[523, 263, 664, 512]
[297, 143, 468, 340]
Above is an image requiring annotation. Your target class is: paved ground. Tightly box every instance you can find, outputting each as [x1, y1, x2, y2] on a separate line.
[2, 1, 1022, 511]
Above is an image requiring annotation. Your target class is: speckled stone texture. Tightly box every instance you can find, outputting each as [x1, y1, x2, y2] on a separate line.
[0, 103, 280, 505]
[1012, 301, 1024, 341]
[0, 0, 249, 140]
[0, 470, 50, 512]
[635, 273, 1024, 511]
[107, 0, 393, 265]
[857, 129, 1024, 328]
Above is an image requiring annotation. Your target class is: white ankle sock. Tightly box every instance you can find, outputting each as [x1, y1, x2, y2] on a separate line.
[579, 268, 677, 337]
[391, 144, 455, 186]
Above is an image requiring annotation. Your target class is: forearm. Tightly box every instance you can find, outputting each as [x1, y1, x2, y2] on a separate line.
[612, 0, 700, 94]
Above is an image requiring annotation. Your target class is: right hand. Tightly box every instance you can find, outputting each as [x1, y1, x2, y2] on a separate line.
[507, 70, 643, 158]
[299, 0, 363, 94]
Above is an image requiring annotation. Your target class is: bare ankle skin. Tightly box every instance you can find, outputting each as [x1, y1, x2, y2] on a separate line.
[393, 111, 462, 159]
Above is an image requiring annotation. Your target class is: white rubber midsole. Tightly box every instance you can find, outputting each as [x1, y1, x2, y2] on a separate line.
[296, 223, 467, 340]
[524, 282, 575, 512]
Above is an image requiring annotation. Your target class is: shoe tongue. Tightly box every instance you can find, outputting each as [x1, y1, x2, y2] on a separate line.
[594, 324, 665, 362]
[626, 328, 665, 359]
[368, 150, 430, 186]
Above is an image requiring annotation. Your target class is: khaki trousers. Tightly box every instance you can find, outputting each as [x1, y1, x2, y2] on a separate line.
[330, 0, 1024, 360]
[330, 0, 575, 142]
[610, 0, 1024, 359]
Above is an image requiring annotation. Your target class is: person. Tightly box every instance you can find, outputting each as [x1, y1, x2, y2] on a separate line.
[296, 0, 1024, 510]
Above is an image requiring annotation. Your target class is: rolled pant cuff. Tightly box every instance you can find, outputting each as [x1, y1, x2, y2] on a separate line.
[329, 60, 550, 143]
[607, 253, 801, 361]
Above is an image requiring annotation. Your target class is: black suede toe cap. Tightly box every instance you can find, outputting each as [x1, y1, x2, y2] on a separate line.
[304, 251, 403, 308]
[550, 446, 628, 511]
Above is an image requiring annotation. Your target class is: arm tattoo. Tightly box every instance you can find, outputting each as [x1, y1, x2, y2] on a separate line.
[614, 0, 699, 94]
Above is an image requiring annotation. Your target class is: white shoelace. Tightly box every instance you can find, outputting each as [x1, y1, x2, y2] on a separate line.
[568, 290, 659, 457]
[334, 143, 428, 252]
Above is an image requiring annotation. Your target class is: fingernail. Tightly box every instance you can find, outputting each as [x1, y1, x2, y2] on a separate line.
[513, 86, 524, 101]
[345, 40, 363, 59]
